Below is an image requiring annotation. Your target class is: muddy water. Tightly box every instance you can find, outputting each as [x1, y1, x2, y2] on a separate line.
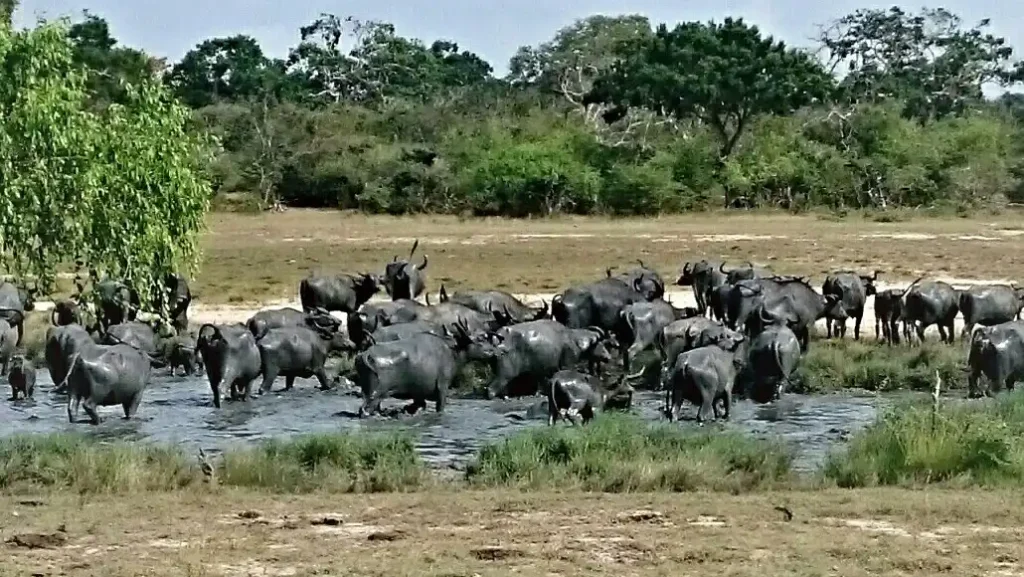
[0, 369, 915, 473]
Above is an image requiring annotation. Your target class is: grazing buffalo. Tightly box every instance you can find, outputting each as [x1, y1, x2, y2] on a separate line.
[0, 281, 35, 346]
[677, 260, 726, 316]
[355, 320, 495, 416]
[438, 285, 548, 323]
[64, 340, 154, 424]
[901, 278, 959, 344]
[300, 272, 379, 314]
[958, 284, 1024, 339]
[197, 323, 262, 408]
[546, 370, 635, 426]
[45, 324, 95, 390]
[485, 320, 616, 399]
[822, 271, 880, 340]
[382, 239, 428, 301]
[967, 320, 1024, 398]
[874, 288, 908, 345]
[9, 356, 35, 400]
[663, 336, 746, 424]
[257, 315, 354, 394]
[94, 278, 140, 332]
[745, 324, 801, 403]
[0, 318, 18, 375]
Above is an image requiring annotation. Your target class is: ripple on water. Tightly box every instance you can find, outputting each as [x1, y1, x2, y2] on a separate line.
[0, 371, 894, 471]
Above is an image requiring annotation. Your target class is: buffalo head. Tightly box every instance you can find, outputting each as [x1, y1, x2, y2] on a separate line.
[382, 240, 428, 300]
[446, 318, 498, 361]
[677, 261, 695, 286]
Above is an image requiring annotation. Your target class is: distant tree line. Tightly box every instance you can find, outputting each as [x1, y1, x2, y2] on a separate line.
[35, 6, 1024, 213]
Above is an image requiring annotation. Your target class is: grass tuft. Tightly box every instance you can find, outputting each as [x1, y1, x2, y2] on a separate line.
[795, 338, 966, 393]
[465, 414, 794, 492]
[822, 392, 1024, 487]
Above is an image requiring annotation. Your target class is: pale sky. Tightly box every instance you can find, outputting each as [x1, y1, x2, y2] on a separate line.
[13, 0, 1024, 83]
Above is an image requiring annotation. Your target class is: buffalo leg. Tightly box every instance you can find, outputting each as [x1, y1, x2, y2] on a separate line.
[212, 370, 230, 408]
[696, 390, 713, 424]
[797, 327, 810, 352]
[314, 368, 332, 391]
[67, 395, 81, 423]
[826, 319, 834, 339]
[82, 398, 101, 425]
[259, 368, 279, 394]
[434, 389, 447, 413]
[123, 392, 143, 419]
[284, 376, 296, 391]
[853, 314, 863, 340]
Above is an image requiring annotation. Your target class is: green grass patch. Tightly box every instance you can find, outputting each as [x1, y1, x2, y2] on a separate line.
[465, 414, 794, 492]
[794, 339, 965, 393]
[0, 433, 197, 493]
[822, 392, 1024, 487]
[217, 432, 427, 493]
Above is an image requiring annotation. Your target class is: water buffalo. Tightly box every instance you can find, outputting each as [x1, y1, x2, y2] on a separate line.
[382, 239, 428, 301]
[300, 272, 380, 314]
[165, 333, 203, 376]
[45, 324, 95, 390]
[437, 285, 548, 323]
[197, 323, 262, 408]
[657, 316, 745, 368]
[52, 298, 86, 328]
[874, 288, 908, 345]
[0, 317, 18, 375]
[355, 320, 495, 416]
[94, 278, 141, 332]
[546, 370, 636, 426]
[719, 261, 771, 285]
[63, 340, 153, 424]
[677, 260, 726, 316]
[616, 299, 695, 372]
[901, 278, 959, 344]
[745, 324, 801, 403]
[347, 299, 427, 346]
[663, 336, 747, 424]
[730, 277, 845, 350]
[102, 321, 167, 357]
[552, 274, 651, 332]
[708, 282, 733, 323]
[9, 356, 34, 400]
[156, 273, 192, 334]
[822, 271, 881, 340]
[607, 260, 665, 301]
[360, 320, 448, 349]
[485, 320, 616, 399]
[0, 281, 35, 346]
[411, 301, 510, 335]
[257, 316, 355, 394]
[958, 284, 1024, 339]
[967, 320, 1024, 397]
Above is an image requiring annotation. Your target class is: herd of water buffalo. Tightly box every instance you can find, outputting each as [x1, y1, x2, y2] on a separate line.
[2, 239, 1024, 426]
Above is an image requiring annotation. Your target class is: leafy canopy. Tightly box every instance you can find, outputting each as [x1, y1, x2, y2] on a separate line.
[587, 17, 834, 157]
[0, 19, 213, 308]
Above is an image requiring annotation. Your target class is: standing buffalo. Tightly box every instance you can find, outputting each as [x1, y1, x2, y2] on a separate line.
[50, 299, 83, 327]
[677, 260, 726, 316]
[822, 271, 880, 340]
[347, 300, 427, 346]
[382, 240, 428, 301]
[616, 299, 696, 372]
[729, 277, 845, 350]
[607, 261, 665, 301]
[64, 340, 154, 424]
[874, 288, 908, 345]
[437, 285, 548, 323]
[485, 320, 616, 399]
[300, 272, 380, 314]
[0, 281, 35, 346]
[745, 324, 801, 403]
[45, 324, 94, 390]
[247, 307, 332, 341]
[663, 337, 746, 424]
[355, 320, 495, 416]
[552, 272, 653, 332]
[197, 323, 262, 408]
[155, 273, 192, 335]
[94, 278, 141, 333]
[165, 333, 203, 377]
[958, 284, 1024, 339]
[901, 278, 959, 344]
[967, 320, 1024, 398]
[0, 317, 19, 375]
[9, 356, 35, 400]
[257, 315, 354, 394]
[546, 370, 635, 426]
[657, 316, 746, 370]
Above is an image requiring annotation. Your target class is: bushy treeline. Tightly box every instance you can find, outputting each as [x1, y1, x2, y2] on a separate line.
[39, 6, 1024, 214]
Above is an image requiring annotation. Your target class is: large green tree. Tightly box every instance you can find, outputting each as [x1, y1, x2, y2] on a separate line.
[67, 11, 158, 106]
[818, 7, 1024, 121]
[166, 35, 295, 108]
[587, 17, 833, 158]
[0, 19, 213, 309]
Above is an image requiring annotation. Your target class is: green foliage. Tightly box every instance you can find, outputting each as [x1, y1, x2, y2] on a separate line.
[794, 339, 966, 393]
[0, 20, 212, 305]
[466, 414, 794, 492]
[823, 393, 1024, 487]
[68, 11, 157, 107]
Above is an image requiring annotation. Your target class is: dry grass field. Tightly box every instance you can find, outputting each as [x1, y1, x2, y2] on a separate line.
[196, 209, 1024, 304]
[3, 489, 1022, 576]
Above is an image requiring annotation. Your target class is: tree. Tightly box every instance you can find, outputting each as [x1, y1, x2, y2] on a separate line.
[818, 7, 1024, 121]
[0, 20, 213, 313]
[0, 0, 16, 26]
[67, 11, 160, 106]
[587, 18, 833, 159]
[166, 35, 293, 108]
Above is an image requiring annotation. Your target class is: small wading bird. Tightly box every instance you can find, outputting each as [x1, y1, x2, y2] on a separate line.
[198, 447, 215, 482]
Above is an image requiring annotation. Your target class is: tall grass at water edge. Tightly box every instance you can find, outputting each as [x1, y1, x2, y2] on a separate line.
[823, 391, 1024, 487]
[794, 339, 966, 393]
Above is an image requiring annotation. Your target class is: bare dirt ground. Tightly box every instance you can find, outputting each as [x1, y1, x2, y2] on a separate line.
[162, 209, 1024, 338]
[3, 489, 1022, 576]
